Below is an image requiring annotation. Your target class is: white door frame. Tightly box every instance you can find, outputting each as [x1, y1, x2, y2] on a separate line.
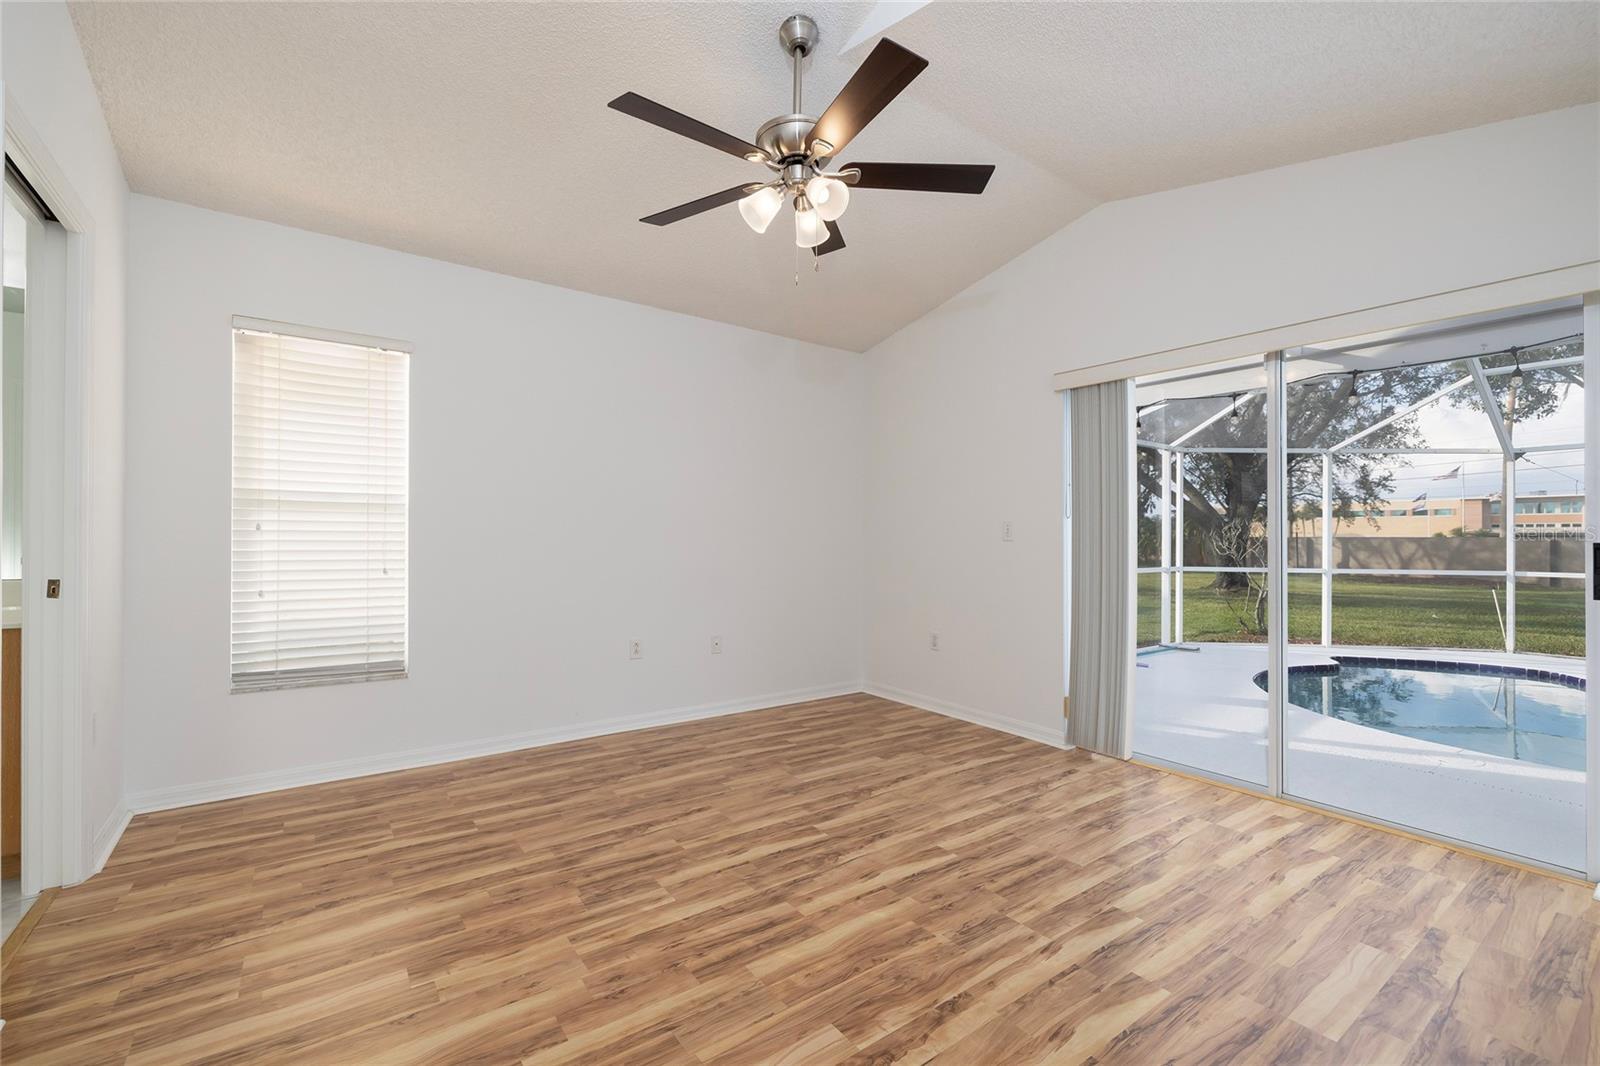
[1264, 350, 1288, 798]
[4, 90, 93, 891]
[1584, 291, 1599, 887]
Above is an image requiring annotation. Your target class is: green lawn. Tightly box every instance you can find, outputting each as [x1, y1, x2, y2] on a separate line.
[1137, 572, 1584, 657]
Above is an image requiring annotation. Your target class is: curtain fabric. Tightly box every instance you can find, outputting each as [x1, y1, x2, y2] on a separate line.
[1066, 379, 1136, 757]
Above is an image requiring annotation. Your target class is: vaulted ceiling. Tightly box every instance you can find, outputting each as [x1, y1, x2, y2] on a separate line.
[69, 1, 1600, 351]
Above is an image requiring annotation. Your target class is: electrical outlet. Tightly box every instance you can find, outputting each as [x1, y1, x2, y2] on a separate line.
[930, 632, 940, 652]
[711, 636, 723, 655]
[1001, 520, 1013, 542]
[629, 639, 642, 660]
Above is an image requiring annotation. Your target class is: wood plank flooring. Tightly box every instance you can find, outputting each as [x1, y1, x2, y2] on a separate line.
[2, 693, 1597, 1064]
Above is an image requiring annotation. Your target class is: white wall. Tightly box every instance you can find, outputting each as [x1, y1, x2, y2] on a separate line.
[2, 0, 130, 871]
[864, 105, 1600, 742]
[123, 196, 865, 807]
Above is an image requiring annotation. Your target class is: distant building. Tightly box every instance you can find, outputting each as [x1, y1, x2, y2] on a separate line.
[1294, 492, 1585, 538]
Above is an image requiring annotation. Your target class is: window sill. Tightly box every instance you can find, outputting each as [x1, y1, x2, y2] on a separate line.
[231, 670, 408, 695]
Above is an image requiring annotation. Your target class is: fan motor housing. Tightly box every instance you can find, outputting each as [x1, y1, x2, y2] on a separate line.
[755, 113, 816, 163]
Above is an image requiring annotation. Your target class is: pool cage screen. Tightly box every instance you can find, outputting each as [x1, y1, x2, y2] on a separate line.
[1136, 318, 1585, 655]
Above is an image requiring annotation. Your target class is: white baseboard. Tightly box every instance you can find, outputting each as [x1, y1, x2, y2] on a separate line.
[124, 682, 865, 816]
[88, 803, 132, 880]
[865, 683, 1069, 749]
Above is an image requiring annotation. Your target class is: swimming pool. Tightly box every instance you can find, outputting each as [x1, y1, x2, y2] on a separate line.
[1256, 658, 1587, 771]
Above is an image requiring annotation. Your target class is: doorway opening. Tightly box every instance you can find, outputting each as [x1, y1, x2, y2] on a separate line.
[1, 155, 67, 941]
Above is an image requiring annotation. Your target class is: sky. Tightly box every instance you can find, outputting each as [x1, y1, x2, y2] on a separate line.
[1380, 371, 1582, 502]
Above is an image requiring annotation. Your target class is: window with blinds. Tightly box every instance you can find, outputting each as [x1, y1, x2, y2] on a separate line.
[231, 320, 409, 691]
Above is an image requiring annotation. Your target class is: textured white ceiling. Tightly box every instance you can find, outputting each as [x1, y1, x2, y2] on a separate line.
[68, 2, 1599, 351]
[889, 2, 1600, 201]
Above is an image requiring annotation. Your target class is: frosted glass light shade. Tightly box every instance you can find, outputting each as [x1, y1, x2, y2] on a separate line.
[810, 176, 849, 222]
[794, 206, 827, 248]
[738, 186, 783, 233]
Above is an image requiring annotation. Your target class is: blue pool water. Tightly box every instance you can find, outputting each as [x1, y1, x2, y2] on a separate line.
[1273, 661, 1586, 771]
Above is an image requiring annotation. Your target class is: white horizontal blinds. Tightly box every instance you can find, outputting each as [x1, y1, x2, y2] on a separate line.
[231, 326, 409, 689]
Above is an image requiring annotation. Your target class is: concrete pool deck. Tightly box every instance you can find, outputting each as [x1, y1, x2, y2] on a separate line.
[1133, 643, 1586, 872]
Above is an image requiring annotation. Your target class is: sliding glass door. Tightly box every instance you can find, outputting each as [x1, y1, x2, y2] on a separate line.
[1129, 296, 1595, 877]
[1134, 358, 1270, 787]
[1280, 304, 1588, 870]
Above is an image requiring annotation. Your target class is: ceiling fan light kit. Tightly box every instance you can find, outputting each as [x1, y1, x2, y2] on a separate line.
[793, 197, 828, 248]
[608, 13, 995, 257]
[737, 185, 784, 233]
[806, 174, 849, 222]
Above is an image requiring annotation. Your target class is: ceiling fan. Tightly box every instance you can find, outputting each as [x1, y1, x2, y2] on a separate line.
[607, 14, 994, 257]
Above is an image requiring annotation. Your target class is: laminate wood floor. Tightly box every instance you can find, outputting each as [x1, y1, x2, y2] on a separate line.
[3, 694, 1597, 1065]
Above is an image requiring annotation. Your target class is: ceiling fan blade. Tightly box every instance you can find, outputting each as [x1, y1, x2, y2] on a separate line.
[843, 162, 995, 194]
[640, 184, 762, 226]
[815, 220, 846, 256]
[806, 39, 928, 159]
[608, 92, 764, 161]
